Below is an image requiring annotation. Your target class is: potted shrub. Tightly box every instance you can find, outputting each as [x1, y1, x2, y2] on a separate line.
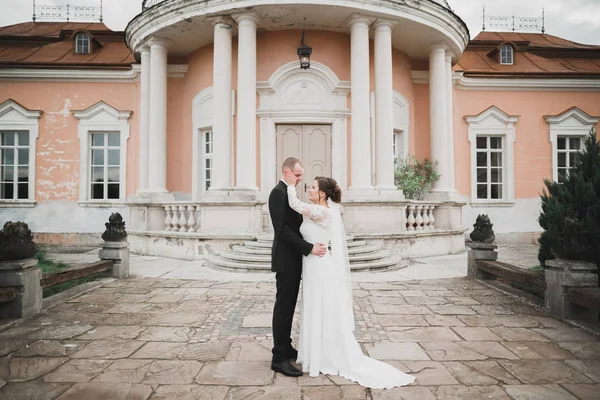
[394, 156, 441, 200]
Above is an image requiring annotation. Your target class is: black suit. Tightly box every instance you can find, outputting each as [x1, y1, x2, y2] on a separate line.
[269, 180, 313, 363]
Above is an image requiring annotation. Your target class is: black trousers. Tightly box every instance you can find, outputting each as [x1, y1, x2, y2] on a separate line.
[272, 266, 302, 363]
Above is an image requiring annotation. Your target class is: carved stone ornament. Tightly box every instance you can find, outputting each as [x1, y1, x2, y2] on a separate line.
[102, 213, 128, 242]
[470, 214, 496, 243]
[0, 221, 37, 261]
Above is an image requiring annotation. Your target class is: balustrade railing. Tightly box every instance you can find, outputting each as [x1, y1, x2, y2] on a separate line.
[405, 203, 436, 231]
[164, 204, 199, 232]
[163, 202, 438, 233]
[141, 0, 451, 11]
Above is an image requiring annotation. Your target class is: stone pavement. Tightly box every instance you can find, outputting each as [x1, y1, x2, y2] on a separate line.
[42, 243, 539, 282]
[1, 276, 599, 399]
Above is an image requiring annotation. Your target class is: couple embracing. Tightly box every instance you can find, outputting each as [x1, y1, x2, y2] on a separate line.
[268, 157, 415, 389]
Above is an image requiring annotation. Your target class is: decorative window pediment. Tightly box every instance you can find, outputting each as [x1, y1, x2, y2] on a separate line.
[0, 99, 43, 122]
[73, 101, 131, 203]
[545, 107, 599, 183]
[545, 107, 598, 130]
[0, 100, 42, 205]
[465, 106, 519, 204]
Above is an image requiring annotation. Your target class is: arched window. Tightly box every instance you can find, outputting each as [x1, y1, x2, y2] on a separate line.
[75, 33, 91, 54]
[500, 44, 514, 65]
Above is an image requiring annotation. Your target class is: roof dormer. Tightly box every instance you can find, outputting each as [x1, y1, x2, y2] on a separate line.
[486, 41, 516, 65]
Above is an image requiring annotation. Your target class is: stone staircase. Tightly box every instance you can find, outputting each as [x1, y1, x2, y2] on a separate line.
[206, 234, 403, 272]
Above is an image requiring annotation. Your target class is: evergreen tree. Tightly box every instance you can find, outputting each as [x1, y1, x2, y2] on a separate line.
[538, 128, 600, 267]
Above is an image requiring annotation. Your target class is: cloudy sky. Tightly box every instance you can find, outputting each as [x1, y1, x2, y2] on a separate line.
[1, 0, 599, 45]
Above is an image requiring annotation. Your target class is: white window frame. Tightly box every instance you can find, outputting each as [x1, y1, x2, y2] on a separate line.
[192, 86, 235, 200]
[0, 99, 41, 207]
[545, 107, 599, 183]
[466, 106, 518, 205]
[75, 33, 91, 54]
[89, 132, 122, 201]
[393, 129, 406, 163]
[73, 101, 131, 205]
[202, 129, 214, 193]
[500, 44, 514, 65]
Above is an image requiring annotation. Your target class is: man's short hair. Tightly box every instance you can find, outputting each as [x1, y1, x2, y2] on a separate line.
[282, 157, 302, 172]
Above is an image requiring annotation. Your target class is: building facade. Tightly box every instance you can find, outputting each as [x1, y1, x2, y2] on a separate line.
[0, 0, 599, 264]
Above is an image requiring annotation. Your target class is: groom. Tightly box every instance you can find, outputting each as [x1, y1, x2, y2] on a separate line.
[269, 157, 327, 377]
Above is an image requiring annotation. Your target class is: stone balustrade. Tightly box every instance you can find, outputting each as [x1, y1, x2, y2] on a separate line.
[163, 201, 441, 233]
[406, 203, 437, 231]
[164, 204, 199, 232]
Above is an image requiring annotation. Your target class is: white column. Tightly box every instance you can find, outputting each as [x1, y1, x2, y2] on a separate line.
[348, 15, 374, 192]
[373, 20, 396, 191]
[445, 53, 456, 193]
[210, 18, 233, 192]
[428, 45, 450, 194]
[233, 13, 258, 192]
[147, 38, 168, 193]
[138, 46, 150, 192]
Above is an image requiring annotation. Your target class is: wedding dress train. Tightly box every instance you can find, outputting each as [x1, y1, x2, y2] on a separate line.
[286, 185, 415, 389]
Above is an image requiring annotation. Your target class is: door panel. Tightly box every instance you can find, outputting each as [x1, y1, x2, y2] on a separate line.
[276, 124, 331, 202]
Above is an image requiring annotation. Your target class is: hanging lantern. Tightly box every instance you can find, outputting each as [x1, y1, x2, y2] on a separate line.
[297, 30, 312, 69]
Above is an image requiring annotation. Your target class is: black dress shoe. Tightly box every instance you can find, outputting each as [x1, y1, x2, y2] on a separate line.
[271, 360, 303, 377]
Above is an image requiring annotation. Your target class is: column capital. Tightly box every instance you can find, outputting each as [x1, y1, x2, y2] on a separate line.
[445, 52, 455, 63]
[346, 13, 376, 28]
[147, 37, 169, 50]
[429, 42, 448, 55]
[373, 19, 397, 31]
[232, 11, 259, 25]
[140, 46, 150, 56]
[208, 16, 235, 28]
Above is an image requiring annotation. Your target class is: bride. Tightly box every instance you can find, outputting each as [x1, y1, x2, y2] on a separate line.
[283, 171, 415, 389]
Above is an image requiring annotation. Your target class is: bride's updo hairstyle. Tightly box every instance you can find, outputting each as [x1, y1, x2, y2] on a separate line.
[315, 176, 342, 203]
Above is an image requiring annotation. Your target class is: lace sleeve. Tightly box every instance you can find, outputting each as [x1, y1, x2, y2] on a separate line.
[287, 185, 331, 229]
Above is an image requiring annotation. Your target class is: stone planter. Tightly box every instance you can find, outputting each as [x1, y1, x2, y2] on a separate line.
[0, 258, 42, 318]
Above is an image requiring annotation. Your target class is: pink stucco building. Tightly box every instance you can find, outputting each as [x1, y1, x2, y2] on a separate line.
[1, 1, 598, 269]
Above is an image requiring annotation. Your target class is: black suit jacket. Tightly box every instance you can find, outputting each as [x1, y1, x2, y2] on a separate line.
[268, 181, 313, 273]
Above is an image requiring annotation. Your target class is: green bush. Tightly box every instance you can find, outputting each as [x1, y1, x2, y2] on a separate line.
[394, 156, 441, 200]
[538, 128, 600, 267]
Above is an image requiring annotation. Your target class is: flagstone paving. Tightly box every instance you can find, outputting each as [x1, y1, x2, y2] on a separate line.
[0, 277, 599, 399]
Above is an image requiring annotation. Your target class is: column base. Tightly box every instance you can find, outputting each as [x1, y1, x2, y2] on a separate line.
[204, 190, 263, 202]
[375, 187, 405, 200]
[425, 189, 462, 202]
[345, 188, 378, 200]
[130, 191, 175, 203]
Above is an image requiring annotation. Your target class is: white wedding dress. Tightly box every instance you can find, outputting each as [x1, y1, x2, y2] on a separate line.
[286, 185, 415, 389]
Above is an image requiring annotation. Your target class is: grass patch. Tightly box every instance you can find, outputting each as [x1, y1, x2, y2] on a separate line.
[529, 265, 545, 273]
[36, 252, 102, 298]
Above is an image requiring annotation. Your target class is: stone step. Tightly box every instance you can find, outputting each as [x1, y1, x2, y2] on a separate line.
[256, 234, 355, 243]
[231, 244, 379, 256]
[220, 249, 390, 264]
[243, 240, 367, 250]
[206, 254, 404, 273]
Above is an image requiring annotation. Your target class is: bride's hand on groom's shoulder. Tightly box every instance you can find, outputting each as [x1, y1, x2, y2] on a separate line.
[311, 243, 327, 257]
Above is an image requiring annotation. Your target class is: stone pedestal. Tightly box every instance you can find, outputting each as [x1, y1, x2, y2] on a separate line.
[99, 242, 130, 279]
[545, 259, 598, 320]
[0, 259, 42, 318]
[467, 242, 498, 280]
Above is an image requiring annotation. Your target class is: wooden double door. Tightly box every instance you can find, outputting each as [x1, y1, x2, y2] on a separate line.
[276, 124, 332, 201]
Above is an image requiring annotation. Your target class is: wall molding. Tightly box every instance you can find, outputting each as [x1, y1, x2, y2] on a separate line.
[0, 65, 188, 82]
[412, 70, 600, 91]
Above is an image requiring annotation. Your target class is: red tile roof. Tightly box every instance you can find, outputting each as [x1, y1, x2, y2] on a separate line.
[456, 32, 600, 77]
[0, 22, 134, 69]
